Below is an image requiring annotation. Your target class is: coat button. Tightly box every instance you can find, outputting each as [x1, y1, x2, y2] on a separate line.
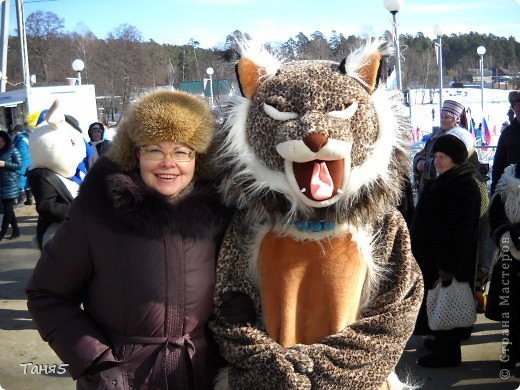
[111, 379, 117, 385]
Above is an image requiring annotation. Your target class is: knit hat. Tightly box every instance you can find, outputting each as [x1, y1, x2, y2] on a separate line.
[107, 89, 215, 172]
[509, 91, 520, 106]
[88, 122, 105, 139]
[431, 134, 468, 164]
[441, 100, 465, 117]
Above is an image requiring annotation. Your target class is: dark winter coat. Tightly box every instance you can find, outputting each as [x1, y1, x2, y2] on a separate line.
[26, 157, 231, 389]
[412, 162, 481, 288]
[27, 167, 75, 250]
[0, 140, 22, 200]
[485, 166, 520, 323]
[411, 162, 481, 334]
[491, 117, 520, 194]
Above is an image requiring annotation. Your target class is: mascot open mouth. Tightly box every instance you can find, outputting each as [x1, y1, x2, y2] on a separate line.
[293, 159, 344, 201]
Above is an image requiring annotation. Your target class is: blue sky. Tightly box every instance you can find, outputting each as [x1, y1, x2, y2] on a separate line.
[13, 0, 520, 48]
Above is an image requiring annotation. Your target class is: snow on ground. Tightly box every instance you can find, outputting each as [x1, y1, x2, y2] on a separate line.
[408, 87, 511, 150]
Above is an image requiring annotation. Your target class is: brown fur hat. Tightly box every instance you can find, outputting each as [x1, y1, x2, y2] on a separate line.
[107, 89, 215, 171]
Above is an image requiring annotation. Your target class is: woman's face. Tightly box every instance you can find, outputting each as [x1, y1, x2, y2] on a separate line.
[138, 141, 196, 198]
[434, 151, 456, 175]
[440, 112, 458, 130]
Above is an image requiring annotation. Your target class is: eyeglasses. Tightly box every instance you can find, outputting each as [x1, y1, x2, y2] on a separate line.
[139, 146, 195, 162]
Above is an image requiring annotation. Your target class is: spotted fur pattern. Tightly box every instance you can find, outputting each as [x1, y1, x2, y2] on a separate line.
[210, 38, 423, 389]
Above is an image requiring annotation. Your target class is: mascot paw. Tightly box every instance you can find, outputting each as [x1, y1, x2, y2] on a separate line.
[219, 291, 257, 325]
[284, 347, 314, 374]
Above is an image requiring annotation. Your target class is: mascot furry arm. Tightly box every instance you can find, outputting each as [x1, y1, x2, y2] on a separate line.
[210, 38, 423, 389]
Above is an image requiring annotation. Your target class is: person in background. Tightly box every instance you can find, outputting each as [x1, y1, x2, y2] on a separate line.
[486, 160, 520, 371]
[413, 99, 467, 197]
[11, 123, 33, 206]
[64, 114, 93, 185]
[411, 130, 481, 368]
[87, 122, 111, 168]
[0, 130, 22, 241]
[26, 90, 230, 389]
[491, 90, 520, 195]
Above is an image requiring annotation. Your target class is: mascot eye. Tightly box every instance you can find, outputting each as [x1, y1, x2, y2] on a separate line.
[328, 101, 359, 120]
[263, 103, 298, 121]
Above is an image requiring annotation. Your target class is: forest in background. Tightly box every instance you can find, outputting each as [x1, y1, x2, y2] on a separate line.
[4, 11, 520, 122]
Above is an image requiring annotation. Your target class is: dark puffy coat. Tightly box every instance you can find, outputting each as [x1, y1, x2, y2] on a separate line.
[491, 117, 520, 194]
[27, 167, 75, 249]
[0, 138, 22, 200]
[26, 157, 231, 389]
[411, 162, 481, 334]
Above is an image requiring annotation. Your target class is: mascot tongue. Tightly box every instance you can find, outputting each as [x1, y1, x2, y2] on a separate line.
[310, 162, 334, 200]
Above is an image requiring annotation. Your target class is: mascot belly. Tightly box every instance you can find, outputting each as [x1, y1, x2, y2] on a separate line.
[259, 231, 367, 347]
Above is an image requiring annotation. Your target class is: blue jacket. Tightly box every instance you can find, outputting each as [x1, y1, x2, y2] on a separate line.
[0, 143, 22, 199]
[13, 132, 31, 189]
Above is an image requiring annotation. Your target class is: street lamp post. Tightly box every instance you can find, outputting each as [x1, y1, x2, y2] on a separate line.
[383, 0, 404, 91]
[72, 59, 85, 86]
[206, 67, 214, 108]
[434, 24, 444, 125]
[477, 46, 486, 116]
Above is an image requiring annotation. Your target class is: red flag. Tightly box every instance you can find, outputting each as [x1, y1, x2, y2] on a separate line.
[410, 128, 416, 143]
[469, 119, 476, 140]
[416, 127, 421, 141]
[482, 117, 491, 145]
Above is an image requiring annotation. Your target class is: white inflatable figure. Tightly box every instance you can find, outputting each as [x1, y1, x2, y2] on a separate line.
[28, 99, 86, 249]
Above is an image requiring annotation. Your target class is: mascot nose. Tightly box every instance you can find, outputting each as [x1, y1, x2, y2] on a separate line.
[303, 133, 328, 153]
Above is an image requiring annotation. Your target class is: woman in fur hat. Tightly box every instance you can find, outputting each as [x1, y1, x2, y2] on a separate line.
[26, 90, 231, 389]
[411, 132, 481, 368]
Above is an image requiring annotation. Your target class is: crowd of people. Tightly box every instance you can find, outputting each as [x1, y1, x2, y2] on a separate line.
[0, 113, 112, 243]
[410, 92, 520, 371]
[1, 87, 518, 386]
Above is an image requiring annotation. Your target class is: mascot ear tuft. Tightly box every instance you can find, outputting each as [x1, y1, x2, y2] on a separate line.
[235, 57, 267, 99]
[356, 52, 381, 94]
[44, 98, 66, 129]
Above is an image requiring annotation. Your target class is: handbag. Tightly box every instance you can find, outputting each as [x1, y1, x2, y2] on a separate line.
[426, 278, 477, 331]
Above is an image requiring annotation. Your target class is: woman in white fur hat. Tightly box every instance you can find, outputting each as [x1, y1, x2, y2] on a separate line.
[411, 131, 482, 368]
[413, 99, 467, 196]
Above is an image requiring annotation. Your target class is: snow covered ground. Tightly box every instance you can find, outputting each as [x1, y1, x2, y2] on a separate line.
[407, 87, 511, 151]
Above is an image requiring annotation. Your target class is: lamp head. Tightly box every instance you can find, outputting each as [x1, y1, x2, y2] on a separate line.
[383, 0, 404, 13]
[433, 24, 443, 37]
[476, 46, 486, 56]
[206, 67, 214, 76]
[72, 59, 85, 72]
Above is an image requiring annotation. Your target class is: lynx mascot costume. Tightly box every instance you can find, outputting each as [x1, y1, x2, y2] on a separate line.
[210, 38, 423, 389]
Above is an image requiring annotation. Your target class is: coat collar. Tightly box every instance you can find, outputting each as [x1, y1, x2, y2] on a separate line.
[77, 157, 230, 239]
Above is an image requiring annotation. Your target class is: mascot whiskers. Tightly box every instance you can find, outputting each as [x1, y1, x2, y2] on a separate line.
[210, 38, 423, 389]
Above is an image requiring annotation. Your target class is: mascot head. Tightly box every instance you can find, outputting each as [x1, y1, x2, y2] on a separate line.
[28, 99, 86, 178]
[215, 38, 410, 227]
